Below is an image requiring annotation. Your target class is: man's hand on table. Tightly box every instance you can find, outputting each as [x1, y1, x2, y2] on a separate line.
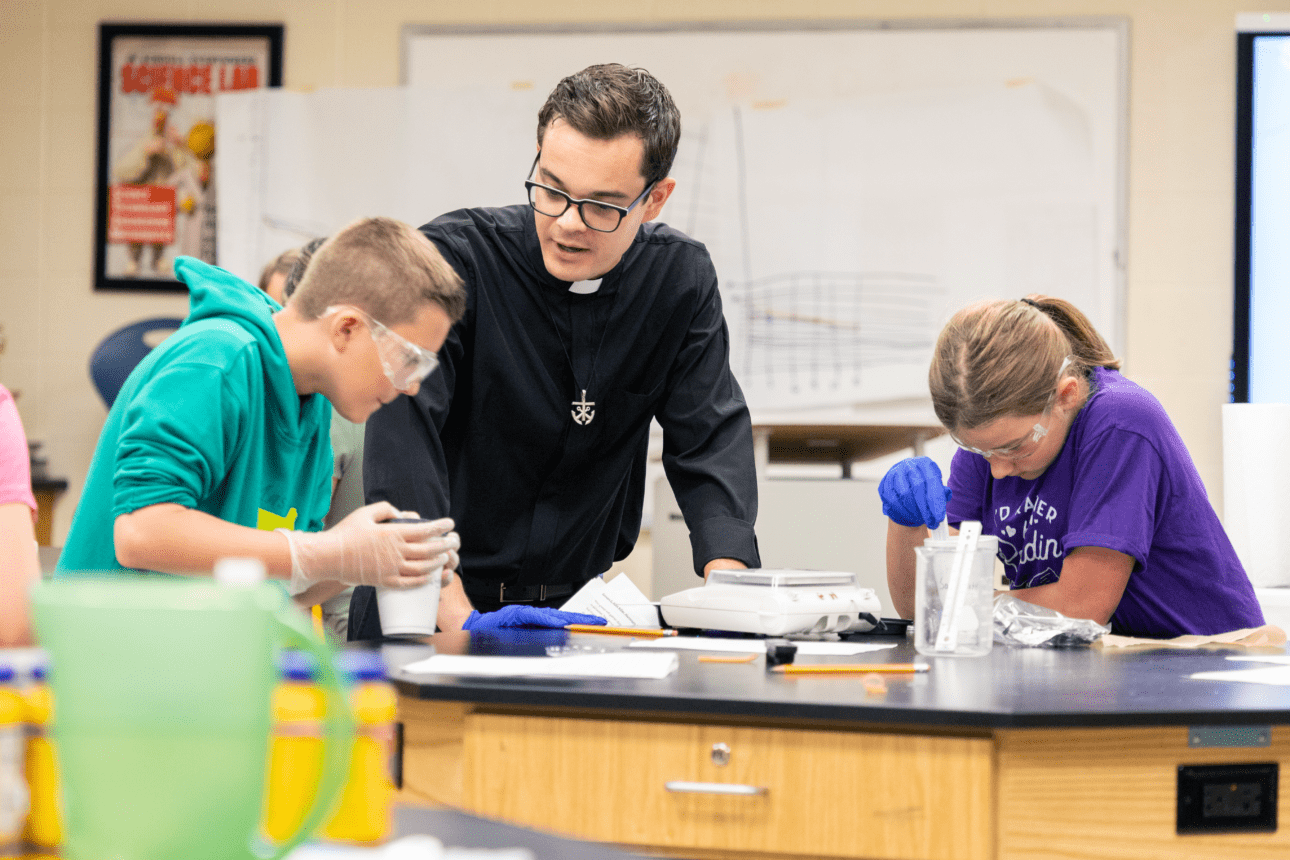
[436, 572, 477, 632]
[461, 605, 607, 630]
[703, 557, 747, 581]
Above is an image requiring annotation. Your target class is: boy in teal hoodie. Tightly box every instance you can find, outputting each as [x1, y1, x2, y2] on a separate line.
[58, 217, 466, 604]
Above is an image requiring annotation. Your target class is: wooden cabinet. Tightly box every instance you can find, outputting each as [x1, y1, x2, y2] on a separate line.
[995, 726, 1290, 860]
[397, 699, 471, 809]
[392, 636, 1290, 860]
[31, 477, 66, 547]
[397, 699, 1290, 860]
[461, 711, 993, 860]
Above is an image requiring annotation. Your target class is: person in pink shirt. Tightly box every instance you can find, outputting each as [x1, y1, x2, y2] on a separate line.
[0, 383, 39, 645]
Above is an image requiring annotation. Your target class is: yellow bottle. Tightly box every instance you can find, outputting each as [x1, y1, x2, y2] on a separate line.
[0, 665, 28, 855]
[321, 651, 396, 844]
[261, 651, 325, 844]
[22, 660, 60, 859]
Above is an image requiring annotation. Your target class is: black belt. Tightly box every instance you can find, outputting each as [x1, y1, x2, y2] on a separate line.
[465, 581, 577, 604]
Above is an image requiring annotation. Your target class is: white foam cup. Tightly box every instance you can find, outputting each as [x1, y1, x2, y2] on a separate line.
[376, 573, 443, 638]
[375, 517, 449, 638]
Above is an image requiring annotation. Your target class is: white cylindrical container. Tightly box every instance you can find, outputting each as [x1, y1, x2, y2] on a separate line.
[1222, 403, 1290, 587]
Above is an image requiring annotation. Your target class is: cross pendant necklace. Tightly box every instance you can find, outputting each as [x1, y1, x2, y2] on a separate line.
[538, 278, 615, 429]
[571, 390, 595, 425]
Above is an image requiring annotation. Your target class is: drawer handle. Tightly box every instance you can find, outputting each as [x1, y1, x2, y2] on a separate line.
[664, 780, 768, 797]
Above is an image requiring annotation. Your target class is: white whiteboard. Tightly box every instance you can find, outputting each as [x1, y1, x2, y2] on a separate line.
[217, 18, 1126, 415]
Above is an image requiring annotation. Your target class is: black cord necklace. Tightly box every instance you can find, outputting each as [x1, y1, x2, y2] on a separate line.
[538, 280, 617, 427]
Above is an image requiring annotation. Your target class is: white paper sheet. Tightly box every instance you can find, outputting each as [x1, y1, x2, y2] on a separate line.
[629, 637, 897, 655]
[560, 572, 660, 627]
[288, 833, 533, 860]
[1190, 665, 1290, 686]
[629, 637, 766, 653]
[793, 642, 898, 656]
[400, 652, 678, 680]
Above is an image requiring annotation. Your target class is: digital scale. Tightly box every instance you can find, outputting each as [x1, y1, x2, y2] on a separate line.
[659, 569, 883, 636]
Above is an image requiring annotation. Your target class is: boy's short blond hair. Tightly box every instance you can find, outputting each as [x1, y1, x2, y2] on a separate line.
[289, 217, 466, 325]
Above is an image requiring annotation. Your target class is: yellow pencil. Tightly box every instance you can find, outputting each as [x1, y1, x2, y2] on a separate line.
[565, 624, 677, 638]
[771, 663, 929, 675]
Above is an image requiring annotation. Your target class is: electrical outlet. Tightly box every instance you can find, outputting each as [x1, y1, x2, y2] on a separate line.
[1177, 763, 1278, 834]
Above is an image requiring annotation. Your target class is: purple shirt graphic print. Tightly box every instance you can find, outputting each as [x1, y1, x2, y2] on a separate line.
[991, 492, 1064, 588]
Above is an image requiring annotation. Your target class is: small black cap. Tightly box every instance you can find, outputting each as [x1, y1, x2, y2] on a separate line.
[765, 639, 798, 667]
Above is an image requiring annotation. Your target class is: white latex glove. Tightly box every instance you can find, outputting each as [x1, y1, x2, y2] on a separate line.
[280, 503, 459, 592]
[440, 548, 460, 588]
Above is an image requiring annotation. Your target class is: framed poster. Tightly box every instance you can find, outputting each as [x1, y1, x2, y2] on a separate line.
[93, 22, 283, 292]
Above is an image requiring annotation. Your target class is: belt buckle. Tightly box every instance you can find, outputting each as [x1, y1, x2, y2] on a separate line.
[499, 584, 546, 604]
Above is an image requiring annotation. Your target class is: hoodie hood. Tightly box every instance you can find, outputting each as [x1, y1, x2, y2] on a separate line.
[173, 256, 318, 441]
[177, 255, 281, 335]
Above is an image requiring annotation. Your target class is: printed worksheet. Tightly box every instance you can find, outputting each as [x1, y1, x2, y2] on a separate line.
[561, 573, 660, 627]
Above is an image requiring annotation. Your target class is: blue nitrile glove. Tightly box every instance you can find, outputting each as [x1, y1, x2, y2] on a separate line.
[878, 456, 952, 529]
[461, 605, 608, 631]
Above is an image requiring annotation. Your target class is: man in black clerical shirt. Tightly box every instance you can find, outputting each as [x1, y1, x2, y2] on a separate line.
[356, 63, 760, 635]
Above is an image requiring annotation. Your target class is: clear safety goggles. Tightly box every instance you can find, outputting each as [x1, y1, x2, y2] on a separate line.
[951, 421, 1051, 461]
[950, 357, 1073, 461]
[325, 305, 439, 391]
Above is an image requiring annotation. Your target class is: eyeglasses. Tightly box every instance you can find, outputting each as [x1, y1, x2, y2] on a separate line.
[325, 305, 439, 391]
[524, 153, 655, 233]
[951, 357, 1073, 461]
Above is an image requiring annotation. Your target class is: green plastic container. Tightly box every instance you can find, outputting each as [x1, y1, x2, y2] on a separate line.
[30, 577, 355, 860]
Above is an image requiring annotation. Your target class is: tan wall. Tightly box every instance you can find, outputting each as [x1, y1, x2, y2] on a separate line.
[3, 0, 1286, 546]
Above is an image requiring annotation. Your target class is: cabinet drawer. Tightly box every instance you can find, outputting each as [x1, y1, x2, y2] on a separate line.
[464, 713, 992, 860]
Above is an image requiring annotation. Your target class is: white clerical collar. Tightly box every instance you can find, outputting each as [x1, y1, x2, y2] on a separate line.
[568, 279, 602, 295]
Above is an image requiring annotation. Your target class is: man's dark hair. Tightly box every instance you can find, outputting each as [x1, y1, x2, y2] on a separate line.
[281, 236, 327, 301]
[258, 246, 299, 294]
[536, 63, 681, 187]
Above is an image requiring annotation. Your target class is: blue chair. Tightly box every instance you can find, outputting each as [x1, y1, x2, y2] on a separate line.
[88, 317, 184, 408]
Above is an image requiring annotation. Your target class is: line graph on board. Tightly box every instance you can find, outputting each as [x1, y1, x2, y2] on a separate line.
[731, 270, 943, 395]
[673, 106, 947, 405]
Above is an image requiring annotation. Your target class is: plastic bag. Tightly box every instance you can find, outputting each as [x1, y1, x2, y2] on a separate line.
[992, 593, 1110, 647]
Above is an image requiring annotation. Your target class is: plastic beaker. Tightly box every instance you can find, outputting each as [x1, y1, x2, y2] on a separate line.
[914, 534, 998, 657]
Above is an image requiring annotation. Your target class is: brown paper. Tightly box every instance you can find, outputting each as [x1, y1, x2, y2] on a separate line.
[1096, 624, 1287, 650]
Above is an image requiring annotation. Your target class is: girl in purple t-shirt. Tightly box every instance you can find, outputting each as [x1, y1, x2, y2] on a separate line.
[880, 296, 1263, 638]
